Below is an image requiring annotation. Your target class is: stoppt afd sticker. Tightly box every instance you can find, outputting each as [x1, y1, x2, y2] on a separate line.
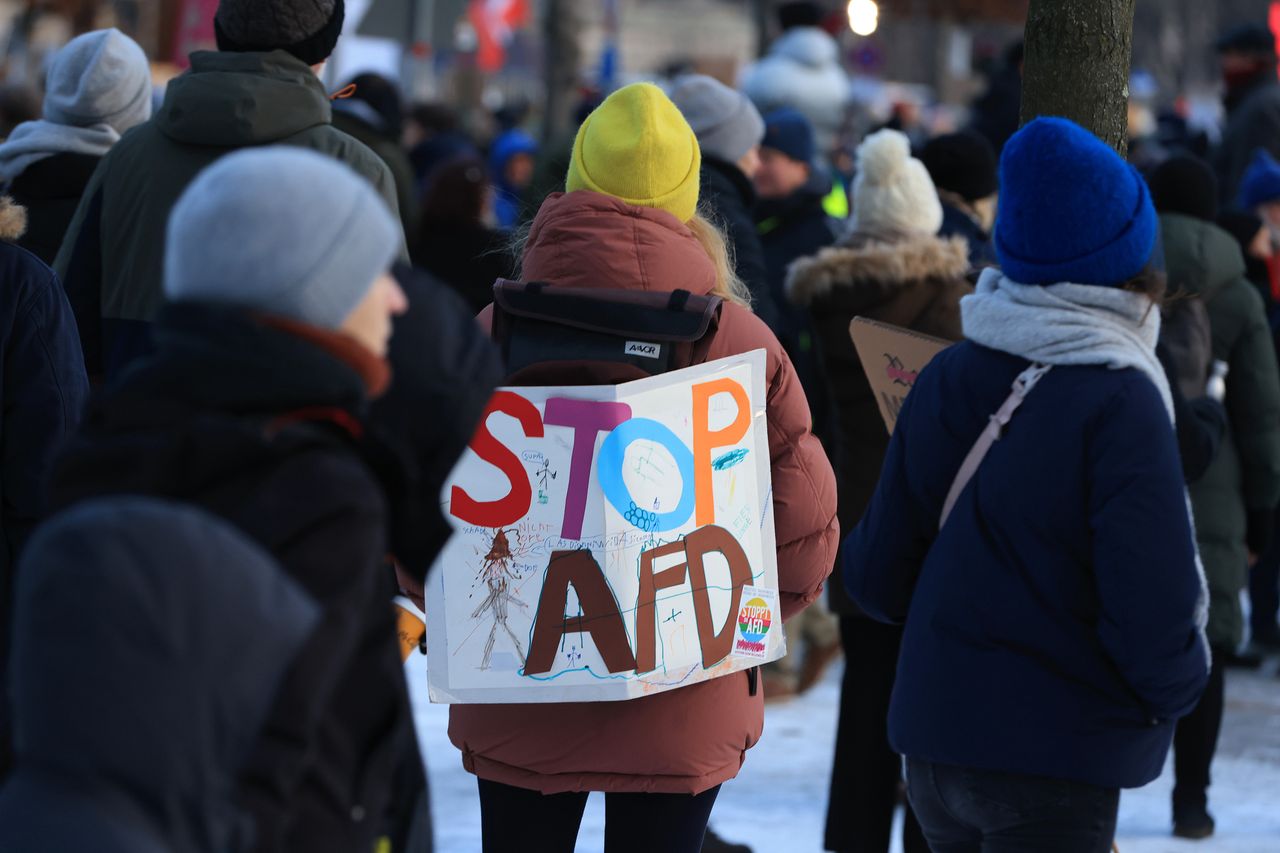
[733, 586, 777, 660]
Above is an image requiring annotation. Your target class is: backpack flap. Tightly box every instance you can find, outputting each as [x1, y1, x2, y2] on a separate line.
[491, 280, 723, 386]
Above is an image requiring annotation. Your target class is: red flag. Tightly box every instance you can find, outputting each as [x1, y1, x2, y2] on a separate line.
[470, 0, 530, 73]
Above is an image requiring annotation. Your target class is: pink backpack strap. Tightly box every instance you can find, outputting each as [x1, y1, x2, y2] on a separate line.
[939, 364, 1052, 530]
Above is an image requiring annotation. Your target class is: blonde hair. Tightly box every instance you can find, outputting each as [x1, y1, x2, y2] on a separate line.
[688, 210, 753, 308]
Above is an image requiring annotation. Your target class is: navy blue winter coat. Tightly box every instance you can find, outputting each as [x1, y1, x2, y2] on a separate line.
[0, 206, 88, 576]
[0, 206, 89, 772]
[845, 340, 1210, 789]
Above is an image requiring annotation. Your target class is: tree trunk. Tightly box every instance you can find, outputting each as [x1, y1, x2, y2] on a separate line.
[1019, 0, 1137, 154]
[542, 0, 584, 146]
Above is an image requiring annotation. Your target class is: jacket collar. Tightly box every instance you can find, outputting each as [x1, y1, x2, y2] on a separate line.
[786, 233, 970, 306]
[755, 171, 832, 227]
[702, 155, 758, 208]
[114, 302, 377, 419]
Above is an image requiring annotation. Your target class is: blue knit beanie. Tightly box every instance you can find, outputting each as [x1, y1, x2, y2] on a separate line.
[762, 108, 815, 164]
[995, 117, 1157, 286]
[1238, 148, 1280, 209]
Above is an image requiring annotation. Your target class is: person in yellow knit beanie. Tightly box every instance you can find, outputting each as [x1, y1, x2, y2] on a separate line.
[566, 82, 703, 224]
[453, 80, 839, 853]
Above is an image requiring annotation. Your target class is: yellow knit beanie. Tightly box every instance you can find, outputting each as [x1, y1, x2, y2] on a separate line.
[566, 82, 702, 223]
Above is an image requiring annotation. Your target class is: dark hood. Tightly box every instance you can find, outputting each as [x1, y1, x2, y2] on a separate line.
[786, 232, 970, 310]
[1160, 213, 1248, 302]
[156, 51, 332, 147]
[5, 498, 319, 852]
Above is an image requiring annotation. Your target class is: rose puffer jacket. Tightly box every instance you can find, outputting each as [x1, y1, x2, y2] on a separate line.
[452, 190, 839, 794]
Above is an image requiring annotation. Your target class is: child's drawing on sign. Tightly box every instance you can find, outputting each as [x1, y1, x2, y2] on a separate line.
[471, 528, 529, 670]
[631, 442, 666, 484]
[535, 459, 557, 505]
[884, 353, 919, 388]
[624, 501, 659, 532]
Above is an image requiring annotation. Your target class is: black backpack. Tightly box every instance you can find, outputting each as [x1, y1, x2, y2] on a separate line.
[490, 280, 724, 386]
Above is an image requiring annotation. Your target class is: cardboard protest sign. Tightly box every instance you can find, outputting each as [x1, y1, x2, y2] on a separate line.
[849, 317, 950, 434]
[426, 350, 783, 704]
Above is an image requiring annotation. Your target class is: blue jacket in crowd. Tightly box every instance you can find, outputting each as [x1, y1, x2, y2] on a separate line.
[845, 340, 1210, 789]
[1, 211, 89, 773]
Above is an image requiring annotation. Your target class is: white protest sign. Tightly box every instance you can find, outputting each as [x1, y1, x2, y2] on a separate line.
[426, 350, 783, 703]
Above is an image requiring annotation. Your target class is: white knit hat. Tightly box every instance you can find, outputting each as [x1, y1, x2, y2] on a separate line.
[851, 129, 943, 238]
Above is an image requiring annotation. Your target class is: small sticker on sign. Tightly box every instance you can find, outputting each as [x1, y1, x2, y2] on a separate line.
[625, 341, 662, 359]
[733, 586, 777, 660]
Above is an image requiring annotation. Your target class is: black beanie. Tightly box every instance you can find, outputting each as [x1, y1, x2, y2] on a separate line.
[920, 131, 998, 202]
[215, 0, 345, 66]
[778, 1, 823, 30]
[1148, 154, 1220, 222]
[1216, 23, 1278, 58]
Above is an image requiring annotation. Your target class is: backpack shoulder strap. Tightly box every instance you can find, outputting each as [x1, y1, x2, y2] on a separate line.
[939, 363, 1051, 530]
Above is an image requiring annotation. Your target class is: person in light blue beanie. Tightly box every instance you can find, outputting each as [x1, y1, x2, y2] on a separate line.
[0, 28, 152, 264]
[995, 116, 1158, 286]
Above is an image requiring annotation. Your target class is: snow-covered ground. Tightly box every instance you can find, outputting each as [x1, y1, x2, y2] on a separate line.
[409, 655, 1280, 852]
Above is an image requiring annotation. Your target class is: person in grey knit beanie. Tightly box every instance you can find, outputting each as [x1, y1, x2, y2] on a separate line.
[0, 28, 151, 183]
[165, 146, 403, 352]
[215, 0, 345, 66]
[670, 74, 765, 167]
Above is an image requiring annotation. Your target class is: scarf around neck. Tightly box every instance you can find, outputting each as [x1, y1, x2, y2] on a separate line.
[0, 119, 117, 184]
[961, 267, 1173, 422]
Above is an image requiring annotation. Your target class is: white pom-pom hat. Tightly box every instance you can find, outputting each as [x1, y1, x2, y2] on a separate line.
[851, 128, 943, 238]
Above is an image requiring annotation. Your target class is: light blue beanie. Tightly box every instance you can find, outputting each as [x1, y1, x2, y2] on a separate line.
[164, 147, 400, 329]
[45, 28, 151, 132]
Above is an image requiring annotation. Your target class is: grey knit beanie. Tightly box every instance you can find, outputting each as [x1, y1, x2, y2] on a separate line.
[165, 147, 399, 330]
[669, 75, 765, 166]
[215, 0, 345, 65]
[44, 28, 151, 132]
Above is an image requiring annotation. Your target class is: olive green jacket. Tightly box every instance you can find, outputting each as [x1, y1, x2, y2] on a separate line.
[1163, 212, 1280, 648]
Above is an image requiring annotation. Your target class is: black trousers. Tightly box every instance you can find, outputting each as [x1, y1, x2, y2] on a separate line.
[825, 616, 928, 853]
[1251, 511, 1280, 641]
[477, 779, 720, 853]
[906, 759, 1120, 853]
[1173, 653, 1227, 813]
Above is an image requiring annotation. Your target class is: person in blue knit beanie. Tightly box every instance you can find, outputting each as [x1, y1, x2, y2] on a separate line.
[1238, 148, 1280, 241]
[843, 116, 1210, 851]
[995, 116, 1157, 285]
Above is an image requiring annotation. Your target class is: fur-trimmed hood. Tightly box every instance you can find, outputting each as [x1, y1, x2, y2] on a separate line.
[0, 196, 28, 242]
[786, 233, 970, 309]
